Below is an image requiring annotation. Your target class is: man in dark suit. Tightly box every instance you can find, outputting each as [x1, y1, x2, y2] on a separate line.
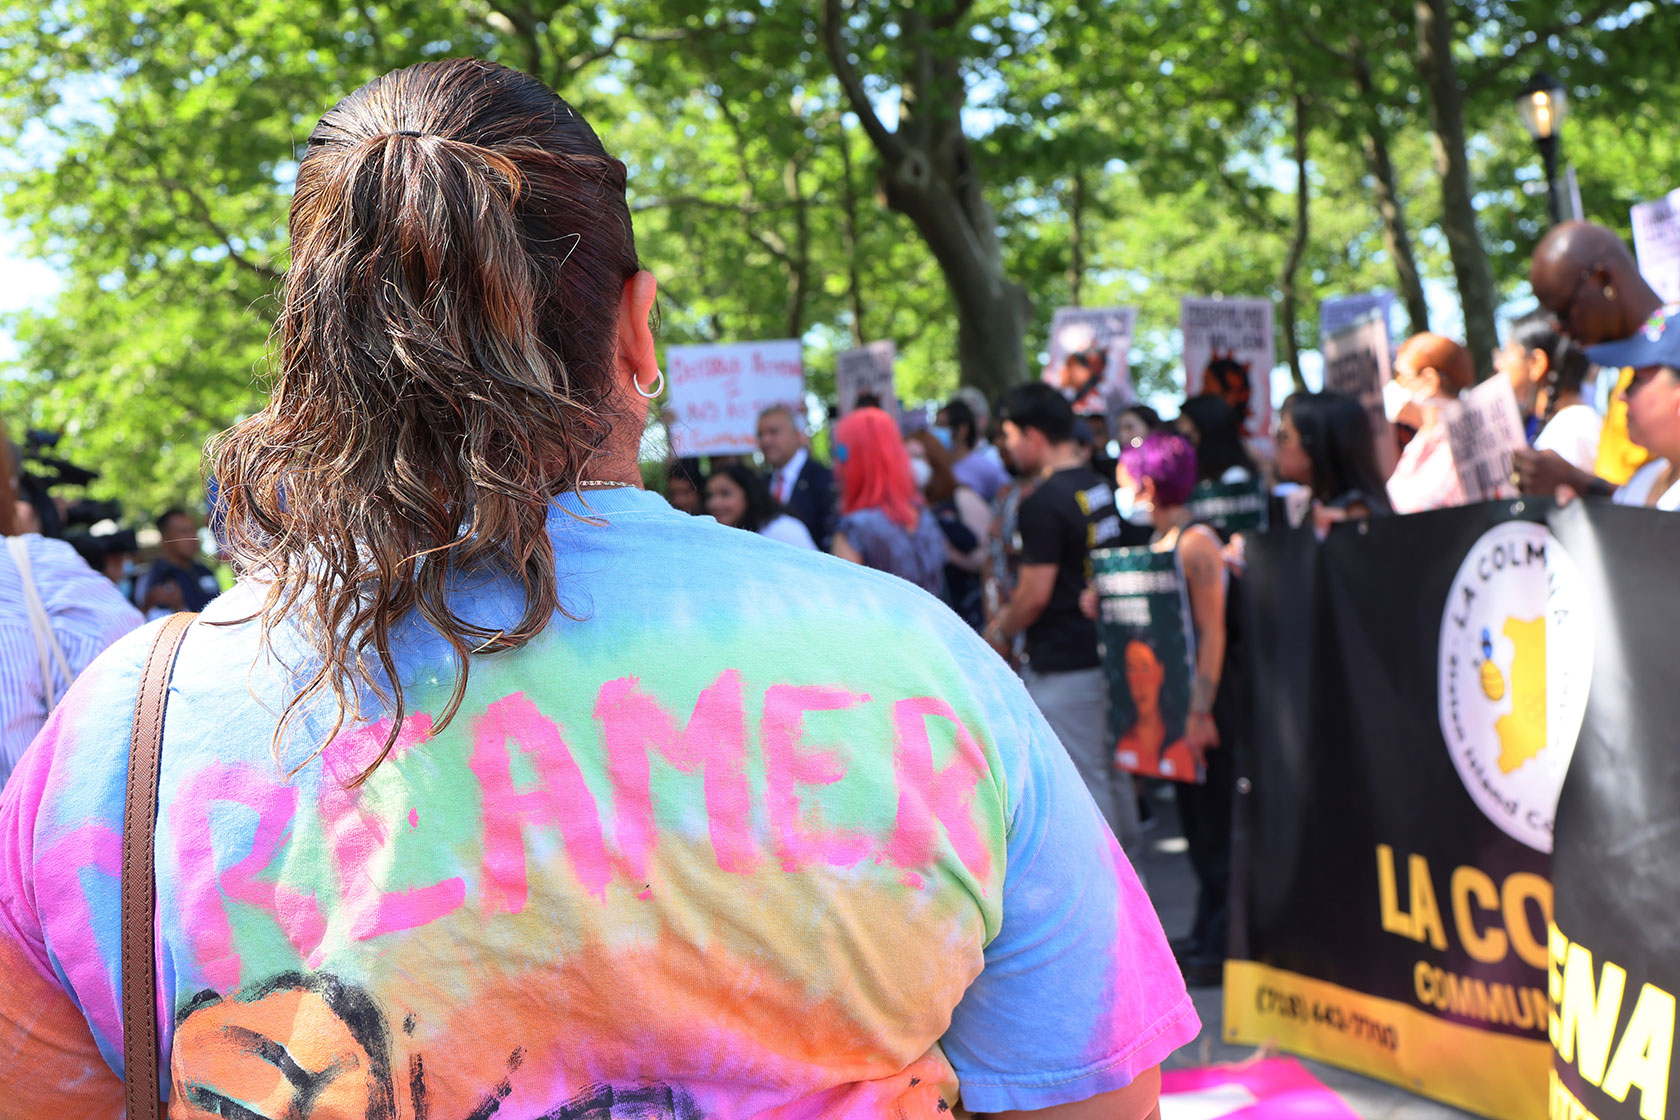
[758, 404, 836, 550]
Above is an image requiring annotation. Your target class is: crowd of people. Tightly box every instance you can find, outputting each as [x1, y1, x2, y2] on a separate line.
[0, 53, 1676, 1119]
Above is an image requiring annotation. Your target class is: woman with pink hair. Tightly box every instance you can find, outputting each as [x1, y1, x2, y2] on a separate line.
[831, 406, 947, 594]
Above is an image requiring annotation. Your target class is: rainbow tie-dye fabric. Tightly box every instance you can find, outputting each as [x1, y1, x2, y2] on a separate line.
[0, 488, 1197, 1118]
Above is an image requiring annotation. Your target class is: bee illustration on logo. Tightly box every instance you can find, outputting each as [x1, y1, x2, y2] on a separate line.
[1477, 627, 1506, 702]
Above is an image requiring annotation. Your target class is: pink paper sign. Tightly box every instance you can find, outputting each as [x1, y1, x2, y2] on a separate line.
[1161, 1058, 1361, 1120]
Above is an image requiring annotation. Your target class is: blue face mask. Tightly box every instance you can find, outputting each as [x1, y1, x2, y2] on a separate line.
[929, 425, 953, 450]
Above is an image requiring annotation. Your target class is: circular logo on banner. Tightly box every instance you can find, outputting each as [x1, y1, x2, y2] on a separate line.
[1437, 520, 1593, 853]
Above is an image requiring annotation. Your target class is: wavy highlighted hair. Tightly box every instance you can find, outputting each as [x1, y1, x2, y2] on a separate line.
[208, 59, 640, 782]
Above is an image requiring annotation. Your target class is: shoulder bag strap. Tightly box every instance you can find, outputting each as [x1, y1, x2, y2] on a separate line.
[123, 611, 197, 1120]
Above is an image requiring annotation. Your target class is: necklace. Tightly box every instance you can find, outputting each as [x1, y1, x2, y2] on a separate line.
[572, 479, 636, 490]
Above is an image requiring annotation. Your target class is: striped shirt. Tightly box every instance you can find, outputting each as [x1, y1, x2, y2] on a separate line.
[0, 534, 143, 788]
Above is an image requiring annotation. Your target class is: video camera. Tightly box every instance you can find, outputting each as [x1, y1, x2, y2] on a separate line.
[17, 429, 139, 570]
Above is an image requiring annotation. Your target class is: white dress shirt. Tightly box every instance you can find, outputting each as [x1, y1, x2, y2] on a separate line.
[0, 534, 143, 787]
[771, 447, 809, 506]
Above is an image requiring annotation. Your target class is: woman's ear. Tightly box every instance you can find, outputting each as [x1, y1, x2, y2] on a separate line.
[616, 271, 660, 392]
[1528, 347, 1552, 385]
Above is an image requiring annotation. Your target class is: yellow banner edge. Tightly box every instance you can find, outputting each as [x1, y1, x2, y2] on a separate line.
[1223, 960, 1549, 1120]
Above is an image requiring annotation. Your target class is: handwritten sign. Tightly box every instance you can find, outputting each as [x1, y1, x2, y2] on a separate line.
[666, 340, 804, 457]
[1181, 297, 1275, 456]
[1444, 376, 1525, 503]
[1631, 189, 1680, 305]
[1041, 306, 1139, 416]
[835, 340, 900, 422]
[1321, 315, 1398, 476]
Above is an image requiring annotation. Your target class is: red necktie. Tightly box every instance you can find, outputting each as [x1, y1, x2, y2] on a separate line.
[774, 474, 786, 503]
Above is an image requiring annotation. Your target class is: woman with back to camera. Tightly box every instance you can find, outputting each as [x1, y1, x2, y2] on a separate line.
[1496, 310, 1601, 476]
[1176, 395, 1257, 486]
[1110, 432, 1232, 988]
[0, 60, 1196, 1119]
[704, 461, 817, 549]
[830, 406, 950, 597]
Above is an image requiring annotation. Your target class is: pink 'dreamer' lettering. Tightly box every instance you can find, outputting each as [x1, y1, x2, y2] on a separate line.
[760, 684, 872, 872]
[883, 697, 993, 884]
[317, 716, 466, 942]
[173, 762, 326, 990]
[596, 670, 757, 878]
[470, 693, 611, 908]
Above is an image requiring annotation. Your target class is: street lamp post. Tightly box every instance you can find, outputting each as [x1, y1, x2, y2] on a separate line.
[1517, 71, 1569, 226]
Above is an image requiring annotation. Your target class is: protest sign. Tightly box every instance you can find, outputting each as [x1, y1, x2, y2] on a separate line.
[666, 340, 804, 457]
[1547, 503, 1680, 1120]
[1321, 315, 1398, 476]
[1320, 292, 1397, 346]
[1630, 189, 1680, 305]
[1443, 377, 1525, 503]
[1186, 478, 1268, 536]
[1091, 547, 1201, 783]
[1042, 306, 1139, 416]
[1182, 297, 1275, 455]
[1231, 503, 1588, 1120]
[834, 340, 899, 423]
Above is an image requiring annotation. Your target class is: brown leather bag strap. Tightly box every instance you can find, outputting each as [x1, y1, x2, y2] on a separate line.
[123, 611, 196, 1120]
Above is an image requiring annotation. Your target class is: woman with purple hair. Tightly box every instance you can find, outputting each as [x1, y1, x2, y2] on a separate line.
[1111, 431, 1235, 988]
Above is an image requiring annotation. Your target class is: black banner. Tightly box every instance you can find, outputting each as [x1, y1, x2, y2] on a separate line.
[1549, 502, 1680, 1120]
[1230, 502, 1574, 1119]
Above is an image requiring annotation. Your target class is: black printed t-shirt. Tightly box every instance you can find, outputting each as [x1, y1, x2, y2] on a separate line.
[1016, 465, 1128, 673]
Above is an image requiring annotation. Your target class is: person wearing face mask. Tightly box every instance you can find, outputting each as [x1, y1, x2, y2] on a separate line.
[1384, 333, 1476, 515]
[937, 396, 1011, 503]
[831, 407, 947, 594]
[1586, 307, 1680, 509]
[907, 430, 988, 629]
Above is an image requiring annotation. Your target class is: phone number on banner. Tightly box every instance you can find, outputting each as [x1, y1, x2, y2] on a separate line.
[1254, 983, 1400, 1051]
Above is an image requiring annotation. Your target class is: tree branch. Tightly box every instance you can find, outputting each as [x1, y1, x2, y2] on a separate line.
[822, 0, 903, 160]
[563, 26, 694, 74]
[1463, 0, 1623, 94]
[486, 0, 546, 79]
[158, 176, 281, 283]
[630, 196, 807, 215]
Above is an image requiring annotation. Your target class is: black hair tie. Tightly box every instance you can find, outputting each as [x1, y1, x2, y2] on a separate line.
[395, 129, 423, 138]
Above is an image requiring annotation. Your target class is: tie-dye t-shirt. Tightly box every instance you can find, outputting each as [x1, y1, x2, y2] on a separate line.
[0, 488, 1196, 1118]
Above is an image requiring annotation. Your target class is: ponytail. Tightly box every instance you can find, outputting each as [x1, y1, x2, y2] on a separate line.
[209, 60, 640, 783]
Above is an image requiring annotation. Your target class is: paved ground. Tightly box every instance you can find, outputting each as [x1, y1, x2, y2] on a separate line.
[1136, 784, 1479, 1120]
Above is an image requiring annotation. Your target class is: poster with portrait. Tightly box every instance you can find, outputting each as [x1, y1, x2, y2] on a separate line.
[666, 340, 805, 457]
[1321, 315, 1399, 477]
[1041, 306, 1139, 417]
[834, 340, 900, 424]
[1091, 547, 1202, 784]
[1181, 297, 1275, 457]
[1443, 376, 1525, 503]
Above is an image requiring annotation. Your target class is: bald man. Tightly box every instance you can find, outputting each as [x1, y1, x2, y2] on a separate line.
[1517, 222, 1666, 497]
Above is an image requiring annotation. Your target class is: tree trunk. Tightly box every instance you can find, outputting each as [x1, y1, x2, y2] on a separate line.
[1351, 56, 1430, 336]
[823, 0, 1029, 402]
[1066, 170, 1086, 307]
[783, 158, 810, 339]
[836, 122, 867, 345]
[1414, 0, 1497, 376]
[1279, 92, 1310, 392]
